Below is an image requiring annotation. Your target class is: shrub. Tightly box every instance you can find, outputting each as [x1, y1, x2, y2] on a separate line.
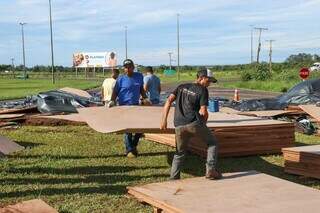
[240, 69, 254, 81]
[254, 63, 272, 81]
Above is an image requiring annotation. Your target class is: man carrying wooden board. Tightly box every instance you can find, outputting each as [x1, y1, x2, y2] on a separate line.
[160, 68, 221, 180]
[109, 59, 151, 158]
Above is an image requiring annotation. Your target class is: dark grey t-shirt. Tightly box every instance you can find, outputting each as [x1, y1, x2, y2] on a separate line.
[172, 83, 209, 127]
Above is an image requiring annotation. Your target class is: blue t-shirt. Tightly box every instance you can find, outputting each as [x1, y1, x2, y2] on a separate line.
[114, 72, 144, 105]
[144, 74, 161, 104]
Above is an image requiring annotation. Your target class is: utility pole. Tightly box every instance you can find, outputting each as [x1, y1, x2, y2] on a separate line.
[250, 25, 254, 63]
[168, 52, 173, 70]
[266, 39, 275, 74]
[254, 27, 268, 64]
[177, 13, 180, 80]
[125, 26, 128, 59]
[11, 58, 15, 78]
[19, 22, 27, 80]
[49, 0, 55, 84]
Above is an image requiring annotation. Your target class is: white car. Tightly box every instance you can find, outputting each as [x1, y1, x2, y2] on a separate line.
[310, 62, 320, 72]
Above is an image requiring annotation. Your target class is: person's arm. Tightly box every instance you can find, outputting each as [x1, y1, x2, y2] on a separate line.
[199, 87, 209, 122]
[199, 105, 209, 122]
[140, 86, 148, 99]
[160, 94, 176, 130]
[101, 87, 104, 101]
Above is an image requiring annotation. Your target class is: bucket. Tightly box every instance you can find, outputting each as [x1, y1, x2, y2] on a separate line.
[209, 99, 219, 112]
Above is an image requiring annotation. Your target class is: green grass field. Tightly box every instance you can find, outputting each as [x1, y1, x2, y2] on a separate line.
[0, 125, 319, 212]
[0, 79, 102, 100]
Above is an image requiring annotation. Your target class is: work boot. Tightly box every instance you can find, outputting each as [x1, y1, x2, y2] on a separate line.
[205, 169, 222, 180]
[126, 152, 137, 158]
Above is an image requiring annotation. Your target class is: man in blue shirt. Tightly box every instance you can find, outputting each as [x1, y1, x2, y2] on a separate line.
[110, 59, 151, 158]
[143, 66, 161, 105]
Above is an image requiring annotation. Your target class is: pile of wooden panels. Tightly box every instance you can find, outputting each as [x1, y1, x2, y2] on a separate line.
[283, 145, 320, 179]
[128, 171, 320, 213]
[145, 120, 294, 157]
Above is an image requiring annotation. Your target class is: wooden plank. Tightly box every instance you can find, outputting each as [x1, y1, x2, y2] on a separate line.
[127, 171, 320, 213]
[0, 114, 25, 119]
[0, 199, 58, 213]
[0, 106, 38, 115]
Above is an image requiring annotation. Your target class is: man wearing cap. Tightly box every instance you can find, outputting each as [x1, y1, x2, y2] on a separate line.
[160, 68, 222, 180]
[110, 59, 151, 158]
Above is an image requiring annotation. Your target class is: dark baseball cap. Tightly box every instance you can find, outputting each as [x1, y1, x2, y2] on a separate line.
[197, 68, 217, 83]
[123, 59, 134, 67]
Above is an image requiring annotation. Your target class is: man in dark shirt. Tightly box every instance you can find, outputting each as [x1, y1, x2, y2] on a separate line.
[160, 68, 221, 180]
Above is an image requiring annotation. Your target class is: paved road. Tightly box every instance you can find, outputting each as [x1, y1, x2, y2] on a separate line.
[162, 82, 281, 100]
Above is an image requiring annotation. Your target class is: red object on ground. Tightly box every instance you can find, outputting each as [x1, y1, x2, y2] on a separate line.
[299, 68, 310, 80]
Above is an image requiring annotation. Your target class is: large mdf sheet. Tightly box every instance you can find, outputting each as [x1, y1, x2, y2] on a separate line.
[0, 199, 58, 213]
[36, 114, 85, 123]
[299, 105, 320, 121]
[77, 106, 292, 134]
[59, 87, 92, 98]
[128, 171, 320, 213]
[0, 136, 24, 156]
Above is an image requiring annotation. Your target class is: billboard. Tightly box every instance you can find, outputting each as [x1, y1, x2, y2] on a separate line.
[73, 52, 117, 68]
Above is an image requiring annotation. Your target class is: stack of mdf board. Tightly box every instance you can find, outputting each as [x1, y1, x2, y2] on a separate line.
[282, 145, 320, 179]
[127, 171, 320, 213]
[145, 120, 294, 157]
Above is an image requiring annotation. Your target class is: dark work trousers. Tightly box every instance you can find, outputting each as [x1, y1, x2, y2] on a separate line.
[124, 133, 143, 154]
[170, 121, 218, 179]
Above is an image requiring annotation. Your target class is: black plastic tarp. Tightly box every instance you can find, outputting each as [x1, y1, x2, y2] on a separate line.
[36, 90, 102, 113]
[225, 79, 320, 111]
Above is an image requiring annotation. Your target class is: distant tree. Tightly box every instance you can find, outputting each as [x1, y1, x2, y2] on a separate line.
[285, 53, 314, 67]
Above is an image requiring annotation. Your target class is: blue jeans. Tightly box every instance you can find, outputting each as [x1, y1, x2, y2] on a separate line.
[124, 133, 143, 154]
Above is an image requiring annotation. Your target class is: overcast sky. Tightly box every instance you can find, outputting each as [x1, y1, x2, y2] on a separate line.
[0, 0, 319, 66]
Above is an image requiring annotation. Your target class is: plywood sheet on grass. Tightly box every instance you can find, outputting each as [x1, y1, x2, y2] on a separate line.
[0, 199, 58, 213]
[0, 136, 24, 156]
[78, 106, 292, 134]
[127, 171, 320, 213]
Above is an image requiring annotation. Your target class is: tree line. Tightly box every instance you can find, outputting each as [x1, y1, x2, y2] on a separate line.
[0, 53, 319, 73]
